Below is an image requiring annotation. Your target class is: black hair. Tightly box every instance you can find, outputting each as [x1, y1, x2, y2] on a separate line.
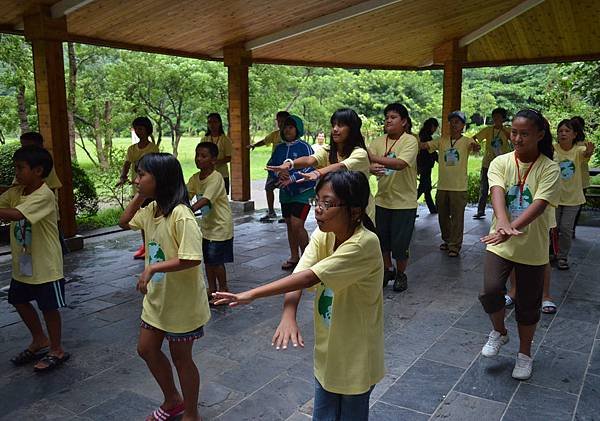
[557, 119, 578, 146]
[206, 112, 225, 136]
[571, 116, 586, 142]
[276, 111, 290, 120]
[513, 109, 553, 160]
[196, 141, 219, 158]
[137, 153, 190, 217]
[492, 107, 508, 121]
[280, 116, 298, 141]
[329, 108, 368, 164]
[418, 118, 439, 143]
[20, 131, 44, 146]
[384, 103, 413, 135]
[315, 170, 375, 235]
[13, 145, 53, 178]
[132, 116, 153, 134]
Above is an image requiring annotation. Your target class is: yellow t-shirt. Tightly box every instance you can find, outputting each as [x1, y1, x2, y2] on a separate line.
[294, 225, 384, 394]
[576, 141, 591, 189]
[428, 135, 478, 192]
[129, 202, 211, 333]
[126, 142, 160, 181]
[0, 184, 63, 285]
[487, 152, 560, 266]
[475, 126, 512, 168]
[13, 166, 62, 220]
[203, 134, 233, 180]
[187, 170, 233, 241]
[369, 133, 419, 209]
[312, 145, 375, 222]
[554, 144, 588, 206]
[262, 130, 282, 153]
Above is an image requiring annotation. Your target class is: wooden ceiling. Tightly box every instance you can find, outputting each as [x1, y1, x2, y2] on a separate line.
[1, 0, 599, 69]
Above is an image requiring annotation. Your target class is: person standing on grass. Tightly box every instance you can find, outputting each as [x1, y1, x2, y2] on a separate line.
[119, 153, 209, 421]
[479, 109, 559, 381]
[416, 118, 439, 215]
[369, 103, 419, 292]
[248, 110, 290, 222]
[420, 111, 480, 257]
[203, 113, 232, 195]
[473, 108, 512, 219]
[116, 117, 160, 260]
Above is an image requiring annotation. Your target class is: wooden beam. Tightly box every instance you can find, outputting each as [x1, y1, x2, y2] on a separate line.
[245, 0, 403, 51]
[51, 0, 96, 18]
[459, 0, 546, 47]
[224, 46, 252, 202]
[252, 57, 442, 71]
[465, 52, 600, 68]
[439, 40, 463, 136]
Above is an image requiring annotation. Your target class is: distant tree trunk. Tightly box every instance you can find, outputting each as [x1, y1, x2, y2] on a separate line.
[16, 85, 29, 134]
[93, 115, 108, 169]
[67, 42, 78, 159]
[102, 100, 113, 162]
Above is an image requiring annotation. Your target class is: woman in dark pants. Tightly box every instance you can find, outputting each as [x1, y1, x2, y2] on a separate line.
[417, 118, 439, 214]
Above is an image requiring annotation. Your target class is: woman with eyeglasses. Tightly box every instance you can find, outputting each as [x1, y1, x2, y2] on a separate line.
[213, 171, 384, 421]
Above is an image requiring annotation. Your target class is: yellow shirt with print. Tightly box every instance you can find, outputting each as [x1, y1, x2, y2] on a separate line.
[312, 145, 375, 222]
[427, 135, 478, 192]
[129, 202, 211, 333]
[0, 184, 63, 285]
[203, 134, 233, 180]
[187, 170, 233, 242]
[475, 126, 512, 168]
[294, 225, 384, 395]
[576, 141, 591, 189]
[370, 133, 419, 209]
[554, 144, 588, 206]
[13, 166, 62, 220]
[262, 130, 282, 153]
[126, 141, 160, 181]
[487, 152, 560, 266]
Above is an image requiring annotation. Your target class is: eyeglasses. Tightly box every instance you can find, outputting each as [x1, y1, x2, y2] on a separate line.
[309, 197, 344, 211]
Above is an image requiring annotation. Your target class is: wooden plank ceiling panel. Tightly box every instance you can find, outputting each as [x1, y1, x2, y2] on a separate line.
[0, 0, 58, 28]
[250, 0, 523, 68]
[467, 0, 600, 64]
[66, 0, 367, 56]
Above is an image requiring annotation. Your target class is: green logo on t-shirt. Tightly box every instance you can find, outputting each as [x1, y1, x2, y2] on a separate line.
[14, 219, 32, 248]
[318, 287, 334, 328]
[559, 160, 575, 180]
[491, 136, 502, 155]
[444, 148, 459, 166]
[384, 152, 396, 176]
[506, 184, 533, 216]
[148, 240, 165, 282]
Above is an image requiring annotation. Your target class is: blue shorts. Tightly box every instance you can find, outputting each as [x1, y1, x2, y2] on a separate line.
[140, 320, 204, 342]
[202, 238, 234, 266]
[8, 278, 66, 312]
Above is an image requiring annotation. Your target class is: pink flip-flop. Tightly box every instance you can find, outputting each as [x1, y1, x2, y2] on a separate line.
[147, 402, 185, 421]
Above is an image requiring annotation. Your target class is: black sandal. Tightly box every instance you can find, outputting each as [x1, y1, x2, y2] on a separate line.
[34, 352, 70, 372]
[10, 348, 47, 366]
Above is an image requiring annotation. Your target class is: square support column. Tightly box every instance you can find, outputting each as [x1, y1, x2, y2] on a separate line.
[24, 9, 78, 239]
[224, 45, 252, 202]
[434, 40, 466, 136]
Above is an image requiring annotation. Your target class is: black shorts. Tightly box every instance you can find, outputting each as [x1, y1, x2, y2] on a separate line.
[281, 202, 311, 221]
[202, 238, 234, 266]
[8, 278, 66, 311]
[375, 206, 417, 261]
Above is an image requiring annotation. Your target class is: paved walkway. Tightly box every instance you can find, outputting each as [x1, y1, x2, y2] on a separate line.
[1, 205, 600, 420]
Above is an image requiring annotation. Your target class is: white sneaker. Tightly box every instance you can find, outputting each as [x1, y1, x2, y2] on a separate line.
[512, 353, 533, 380]
[481, 330, 509, 357]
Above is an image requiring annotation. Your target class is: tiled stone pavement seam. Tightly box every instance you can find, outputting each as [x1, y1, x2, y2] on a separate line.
[570, 314, 600, 421]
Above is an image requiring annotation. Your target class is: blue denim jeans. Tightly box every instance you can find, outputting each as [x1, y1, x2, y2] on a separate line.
[313, 378, 374, 421]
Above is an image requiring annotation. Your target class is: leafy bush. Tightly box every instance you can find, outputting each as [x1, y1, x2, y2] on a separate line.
[76, 207, 121, 231]
[0, 141, 19, 185]
[88, 147, 130, 209]
[467, 172, 481, 204]
[72, 161, 99, 215]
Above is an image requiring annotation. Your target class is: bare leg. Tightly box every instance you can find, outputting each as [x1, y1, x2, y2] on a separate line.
[488, 308, 508, 336]
[542, 264, 552, 301]
[205, 265, 217, 294]
[285, 217, 300, 262]
[396, 258, 408, 274]
[382, 252, 393, 270]
[291, 215, 309, 254]
[14, 303, 49, 351]
[213, 264, 228, 292]
[517, 323, 536, 356]
[170, 341, 201, 421]
[34, 309, 66, 370]
[266, 190, 275, 214]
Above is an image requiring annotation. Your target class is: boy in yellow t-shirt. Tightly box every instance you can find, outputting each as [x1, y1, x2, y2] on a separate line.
[369, 103, 419, 292]
[248, 111, 290, 222]
[473, 107, 512, 219]
[187, 142, 234, 305]
[1, 146, 69, 372]
[421, 111, 480, 256]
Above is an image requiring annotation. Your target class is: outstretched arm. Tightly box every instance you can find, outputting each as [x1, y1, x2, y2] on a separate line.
[119, 193, 147, 230]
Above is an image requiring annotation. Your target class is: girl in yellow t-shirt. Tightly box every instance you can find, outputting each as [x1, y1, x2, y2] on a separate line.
[267, 108, 374, 222]
[480, 109, 560, 381]
[553, 119, 595, 270]
[571, 116, 590, 239]
[203, 112, 232, 194]
[213, 171, 384, 420]
[119, 153, 210, 421]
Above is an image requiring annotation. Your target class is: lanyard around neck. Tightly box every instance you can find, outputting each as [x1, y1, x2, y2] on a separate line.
[385, 134, 401, 156]
[515, 153, 539, 206]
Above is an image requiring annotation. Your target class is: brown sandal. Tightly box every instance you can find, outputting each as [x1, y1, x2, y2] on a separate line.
[281, 260, 298, 271]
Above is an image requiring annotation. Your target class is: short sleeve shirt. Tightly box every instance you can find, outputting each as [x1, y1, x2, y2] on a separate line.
[203, 135, 233, 179]
[427, 135, 478, 191]
[262, 130, 282, 153]
[126, 142, 160, 181]
[129, 203, 211, 333]
[0, 184, 63, 284]
[486, 152, 560, 266]
[476, 126, 512, 168]
[294, 225, 384, 394]
[369, 133, 419, 209]
[187, 171, 233, 241]
[554, 144, 588, 206]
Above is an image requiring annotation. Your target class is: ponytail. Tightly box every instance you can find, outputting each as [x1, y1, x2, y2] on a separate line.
[514, 109, 553, 160]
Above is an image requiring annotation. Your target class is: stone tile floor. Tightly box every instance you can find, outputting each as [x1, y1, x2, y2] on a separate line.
[1, 205, 599, 420]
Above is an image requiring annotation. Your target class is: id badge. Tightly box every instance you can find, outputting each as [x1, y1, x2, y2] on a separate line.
[196, 194, 211, 216]
[19, 254, 33, 277]
[445, 148, 458, 166]
[384, 152, 396, 176]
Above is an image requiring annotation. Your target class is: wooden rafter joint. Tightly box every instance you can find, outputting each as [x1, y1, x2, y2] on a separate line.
[23, 5, 68, 42]
[223, 44, 252, 67]
[433, 39, 467, 66]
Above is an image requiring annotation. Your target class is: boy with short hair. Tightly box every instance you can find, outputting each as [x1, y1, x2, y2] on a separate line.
[421, 111, 480, 256]
[187, 142, 234, 305]
[0, 145, 69, 371]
